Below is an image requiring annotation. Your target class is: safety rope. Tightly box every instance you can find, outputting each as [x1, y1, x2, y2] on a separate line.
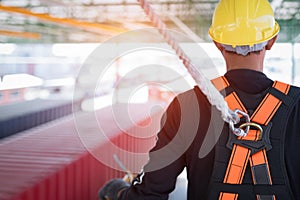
[137, 0, 241, 129]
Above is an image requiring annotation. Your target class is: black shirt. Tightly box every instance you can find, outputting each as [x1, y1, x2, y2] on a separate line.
[120, 69, 300, 200]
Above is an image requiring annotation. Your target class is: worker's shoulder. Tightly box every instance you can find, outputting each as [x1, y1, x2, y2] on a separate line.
[288, 84, 300, 102]
[175, 85, 209, 105]
[272, 82, 300, 109]
[289, 84, 300, 92]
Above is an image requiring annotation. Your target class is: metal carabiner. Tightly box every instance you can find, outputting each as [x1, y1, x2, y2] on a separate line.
[229, 109, 250, 137]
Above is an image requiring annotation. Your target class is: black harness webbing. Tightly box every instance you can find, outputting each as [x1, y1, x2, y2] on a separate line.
[206, 76, 299, 200]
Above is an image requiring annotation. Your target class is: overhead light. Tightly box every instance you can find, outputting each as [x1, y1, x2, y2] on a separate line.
[52, 43, 98, 57]
[0, 73, 43, 90]
[43, 77, 75, 87]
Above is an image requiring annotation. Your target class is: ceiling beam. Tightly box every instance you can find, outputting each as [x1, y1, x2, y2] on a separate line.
[0, 4, 127, 35]
[0, 29, 41, 39]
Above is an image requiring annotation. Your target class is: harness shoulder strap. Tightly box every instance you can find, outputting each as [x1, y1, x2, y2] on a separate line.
[211, 76, 290, 200]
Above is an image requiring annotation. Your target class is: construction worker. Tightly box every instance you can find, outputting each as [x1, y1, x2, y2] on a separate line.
[99, 0, 300, 199]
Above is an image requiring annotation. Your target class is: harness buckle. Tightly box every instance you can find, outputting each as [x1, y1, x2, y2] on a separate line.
[226, 122, 273, 155]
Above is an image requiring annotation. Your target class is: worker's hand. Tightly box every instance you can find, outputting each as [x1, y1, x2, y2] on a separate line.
[98, 178, 130, 200]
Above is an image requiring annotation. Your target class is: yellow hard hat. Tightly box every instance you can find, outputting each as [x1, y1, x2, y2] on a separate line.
[208, 0, 280, 47]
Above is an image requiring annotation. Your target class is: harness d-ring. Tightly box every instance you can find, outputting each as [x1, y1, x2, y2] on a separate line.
[239, 122, 263, 140]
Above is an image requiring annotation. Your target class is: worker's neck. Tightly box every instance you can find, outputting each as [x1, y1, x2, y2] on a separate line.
[223, 50, 265, 72]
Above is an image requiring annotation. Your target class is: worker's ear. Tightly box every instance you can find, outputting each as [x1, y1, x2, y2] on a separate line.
[266, 35, 278, 50]
[213, 41, 225, 52]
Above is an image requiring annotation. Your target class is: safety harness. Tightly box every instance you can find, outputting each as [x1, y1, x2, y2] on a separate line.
[207, 76, 298, 200]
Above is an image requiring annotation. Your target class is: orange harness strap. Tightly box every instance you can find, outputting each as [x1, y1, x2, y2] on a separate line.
[211, 76, 290, 200]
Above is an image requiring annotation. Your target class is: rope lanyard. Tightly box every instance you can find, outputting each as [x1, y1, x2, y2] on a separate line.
[136, 0, 242, 131]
